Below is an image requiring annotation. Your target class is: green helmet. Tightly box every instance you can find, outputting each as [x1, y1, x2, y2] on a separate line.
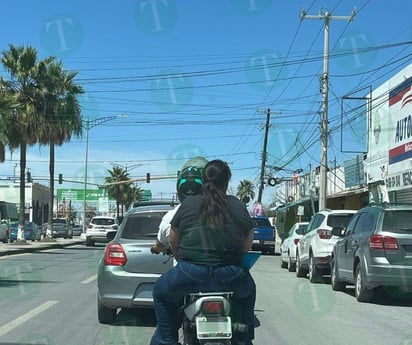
[176, 156, 208, 202]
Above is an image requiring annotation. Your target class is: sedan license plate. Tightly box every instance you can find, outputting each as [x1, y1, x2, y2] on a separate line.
[196, 316, 231, 339]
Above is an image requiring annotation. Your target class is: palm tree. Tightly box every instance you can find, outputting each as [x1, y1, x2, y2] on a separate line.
[236, 179, 256, 205]
[36, 59, 83, 238]
[0, 44, 43, 241]
[0, 89, 18, 162]
[123, 185, 143, 213]
[105, 166, 132, 217]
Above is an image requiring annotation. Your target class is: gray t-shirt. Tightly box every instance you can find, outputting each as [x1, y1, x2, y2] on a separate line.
[171, 194, 253, 266]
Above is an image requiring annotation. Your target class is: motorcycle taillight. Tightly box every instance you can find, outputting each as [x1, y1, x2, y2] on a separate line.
[201, 301, 223, 314]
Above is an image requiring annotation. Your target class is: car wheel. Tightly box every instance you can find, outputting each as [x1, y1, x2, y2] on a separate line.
[97, 297, 117, 324]
[355, 264, 374, 302]
[331, 258, 345, 291]
[288, 255, 296, 272]
[280, 256, 288, 269]
[309, 254, 321, 283]
[295, 252, 306, 278]
[268, 247, 275, 256]
[2, 233, 8, 243]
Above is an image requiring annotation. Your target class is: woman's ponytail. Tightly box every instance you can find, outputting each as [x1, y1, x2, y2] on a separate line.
[200, 160, 231, 228]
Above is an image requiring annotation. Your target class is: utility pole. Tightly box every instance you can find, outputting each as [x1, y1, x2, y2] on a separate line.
[257, 109, 270, 203]
[300, 8, 356, 210]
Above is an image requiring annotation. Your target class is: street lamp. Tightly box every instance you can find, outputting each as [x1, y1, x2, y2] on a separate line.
[82, 115, 127, 233]
[109, 162, 144, 173]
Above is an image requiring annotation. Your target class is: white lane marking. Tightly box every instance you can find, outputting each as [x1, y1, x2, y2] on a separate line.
[81, 274, 97, 284]
[0, 300, 58, 337]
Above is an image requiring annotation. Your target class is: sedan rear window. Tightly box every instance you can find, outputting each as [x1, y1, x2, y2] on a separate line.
[121, 212, 167, 240]
[382, 211, 412, 233]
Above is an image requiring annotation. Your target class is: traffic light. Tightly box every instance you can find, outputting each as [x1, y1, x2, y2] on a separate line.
[146, 173, 150, 183]
[26, 171, 32, 183]
[268, 177, 281, 186]
[58, 173, 63, 184]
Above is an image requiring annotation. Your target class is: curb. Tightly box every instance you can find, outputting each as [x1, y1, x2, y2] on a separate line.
[0, 239, 83, 257]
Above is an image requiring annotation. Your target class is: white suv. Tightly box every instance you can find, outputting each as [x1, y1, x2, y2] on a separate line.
[85, 216, 119, 247]
[296, 209, 356, 283]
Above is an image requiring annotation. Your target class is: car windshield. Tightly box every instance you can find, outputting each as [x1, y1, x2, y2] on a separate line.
[382, 210, 412, 233]
[121, 212, 167, 240]
[253, 218, 271, 227]
[327, 214, 354, 228]
[92, 218, 115, 226]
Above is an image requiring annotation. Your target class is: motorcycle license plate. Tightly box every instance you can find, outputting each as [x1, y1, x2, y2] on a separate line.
[196, 316, 232, 339]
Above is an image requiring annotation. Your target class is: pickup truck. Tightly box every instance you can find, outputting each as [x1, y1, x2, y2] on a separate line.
[251, 215, 276, 255]
[52, 218, 72, 239]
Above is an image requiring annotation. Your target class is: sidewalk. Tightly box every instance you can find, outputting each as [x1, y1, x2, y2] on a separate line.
[0, 237, 84, 257]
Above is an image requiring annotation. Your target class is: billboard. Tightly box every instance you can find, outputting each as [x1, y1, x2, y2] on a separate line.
[365, 63, 412, 192]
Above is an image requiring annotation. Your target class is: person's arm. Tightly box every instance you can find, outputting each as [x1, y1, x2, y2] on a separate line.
[151, 238, 168, 254]
[243, 228, 253, 252]
[169, 225, 180, 258]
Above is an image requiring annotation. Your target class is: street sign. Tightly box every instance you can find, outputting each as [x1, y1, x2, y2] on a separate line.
[57, 188, 112, 202]
[140, 189, 152, 201]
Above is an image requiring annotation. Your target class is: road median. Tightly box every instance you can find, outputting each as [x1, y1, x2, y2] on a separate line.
[0, 238, 83, 257]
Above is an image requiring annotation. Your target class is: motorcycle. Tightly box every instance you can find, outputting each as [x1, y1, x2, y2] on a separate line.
[181, 291, 245, 345]
[179, 251, 261, 345]
[151, 245, 260, 345]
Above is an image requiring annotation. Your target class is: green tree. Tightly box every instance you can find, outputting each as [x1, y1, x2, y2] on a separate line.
[123, 185, 143, 213]
[105, 166, 132, 218]
[36, 59, 83, 238]
[236, 179, 256, 204]
[0, 44, 44, 241]
[0, 88, 18, 162]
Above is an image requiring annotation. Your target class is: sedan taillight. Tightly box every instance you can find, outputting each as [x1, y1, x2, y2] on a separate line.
[369, 235, 399, 250]
[104, 243, 127, 266]
[317, 228, 332, 239]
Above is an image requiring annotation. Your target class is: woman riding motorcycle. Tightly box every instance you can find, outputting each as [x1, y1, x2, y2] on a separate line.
[150, 159, 256, 345]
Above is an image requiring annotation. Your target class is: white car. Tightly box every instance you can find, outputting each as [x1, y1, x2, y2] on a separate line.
[280, 222, 308, 272]
[296, 209, 356, 283]
[85, 216, 119, 247]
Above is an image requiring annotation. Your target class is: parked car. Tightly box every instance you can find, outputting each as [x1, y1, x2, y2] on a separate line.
[97, 203, 175, 324]
[331, 203, 412, 302]
[251, 215, 276, 255]
[280, 222, 308, 271]
[85, 216, 119, 246]
[9, 221, 42, 242]
[0, 220, 10, 243]
[296, 208, 357, 282]
[71, 224, 83, 236]
[52, 218, 72, 239]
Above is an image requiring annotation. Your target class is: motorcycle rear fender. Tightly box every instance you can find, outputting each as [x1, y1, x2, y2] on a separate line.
[183, 294, 232, 321]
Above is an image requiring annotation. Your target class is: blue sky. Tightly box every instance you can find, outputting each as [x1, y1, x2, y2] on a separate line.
[1, 0, 411, 206]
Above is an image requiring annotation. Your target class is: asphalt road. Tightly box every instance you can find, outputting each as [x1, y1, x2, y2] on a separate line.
[0, 245, 411, 345]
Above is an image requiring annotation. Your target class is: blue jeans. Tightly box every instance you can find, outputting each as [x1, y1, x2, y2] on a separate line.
[150, 261, 256, 345]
